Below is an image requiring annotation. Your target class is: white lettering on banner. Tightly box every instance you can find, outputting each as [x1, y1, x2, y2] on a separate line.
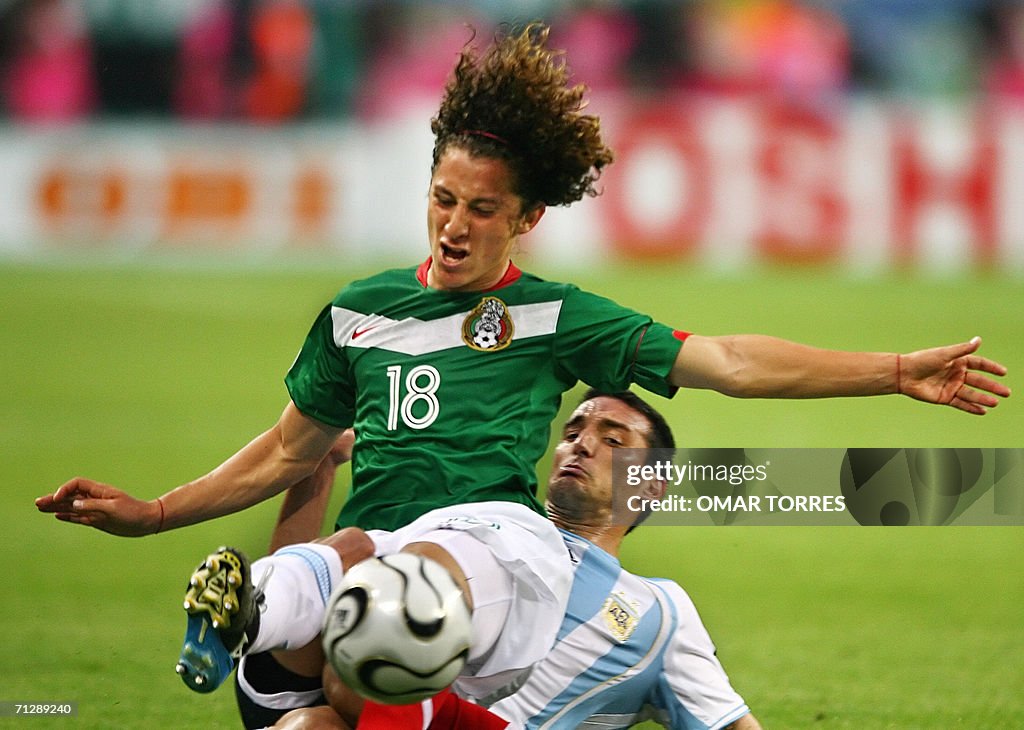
[600, 96, 1015, 270]
[892, 110, 995, 271]
[755, 104, 846, 262]
[603, 103, 710, 258]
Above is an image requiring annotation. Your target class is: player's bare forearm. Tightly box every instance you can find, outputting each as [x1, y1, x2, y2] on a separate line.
[36, 402, 343, 536]
[670, 334, 1010, 413]
[157, 403, 342, 532]
[670, 334, 896, 398]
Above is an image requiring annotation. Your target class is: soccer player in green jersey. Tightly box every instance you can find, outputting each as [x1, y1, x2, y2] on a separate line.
[37, 21, 1010, 718]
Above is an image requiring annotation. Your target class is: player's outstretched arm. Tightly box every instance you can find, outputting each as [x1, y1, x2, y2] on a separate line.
[35, 402, 344, 536]
[670, 334, 1009, 413]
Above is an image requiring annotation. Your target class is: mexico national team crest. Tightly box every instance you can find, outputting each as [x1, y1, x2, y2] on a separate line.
[462, 296, 514, 352]
[602, 592, 640, 643]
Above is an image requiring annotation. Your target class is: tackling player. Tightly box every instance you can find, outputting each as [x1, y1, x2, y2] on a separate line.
[261, 390, 763, 729]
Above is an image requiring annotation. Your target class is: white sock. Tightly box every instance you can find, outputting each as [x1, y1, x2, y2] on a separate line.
[248, 543, 343, 654]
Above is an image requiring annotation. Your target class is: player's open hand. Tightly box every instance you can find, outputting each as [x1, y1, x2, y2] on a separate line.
[35, 478, 161, 537]
[898, 337, 1011, 415]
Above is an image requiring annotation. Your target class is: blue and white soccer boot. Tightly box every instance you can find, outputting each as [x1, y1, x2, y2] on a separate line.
[176, 547, 261, 693]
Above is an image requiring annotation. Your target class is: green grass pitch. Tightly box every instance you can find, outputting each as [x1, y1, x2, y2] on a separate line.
[2, 258, 1021, 728]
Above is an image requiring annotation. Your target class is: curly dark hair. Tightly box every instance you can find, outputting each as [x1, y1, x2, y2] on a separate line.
[430, 23, 614, 209]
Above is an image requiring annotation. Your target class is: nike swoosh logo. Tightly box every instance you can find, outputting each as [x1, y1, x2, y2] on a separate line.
[351, 326, 377, 340]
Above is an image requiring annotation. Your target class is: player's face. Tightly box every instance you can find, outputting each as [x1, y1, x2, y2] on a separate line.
[426, 147, 544, 292]
[547, 397, 653, 523]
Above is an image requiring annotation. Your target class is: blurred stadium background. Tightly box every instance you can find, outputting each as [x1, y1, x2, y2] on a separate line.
[2, 1, 1022, 728]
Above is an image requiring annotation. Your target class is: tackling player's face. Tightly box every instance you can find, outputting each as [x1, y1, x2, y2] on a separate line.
[548, 397, 653, 523]
[426, 146, 544, 292]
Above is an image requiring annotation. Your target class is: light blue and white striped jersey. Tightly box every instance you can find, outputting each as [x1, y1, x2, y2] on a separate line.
[487, 530, 750, 729]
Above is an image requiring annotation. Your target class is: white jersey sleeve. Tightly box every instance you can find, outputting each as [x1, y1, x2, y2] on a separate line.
[645, 579, 750, 729]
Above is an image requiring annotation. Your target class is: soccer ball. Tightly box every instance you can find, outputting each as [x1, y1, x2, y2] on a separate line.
[322, 553, 472, 705]
[472, 322, 500, 349]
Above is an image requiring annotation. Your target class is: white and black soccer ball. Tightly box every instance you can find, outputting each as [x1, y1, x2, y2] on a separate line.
[472, 321, 500, 349]
[322, 553, 472, 705]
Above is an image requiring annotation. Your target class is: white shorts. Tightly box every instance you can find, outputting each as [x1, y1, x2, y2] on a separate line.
[367, 501, 572, 700]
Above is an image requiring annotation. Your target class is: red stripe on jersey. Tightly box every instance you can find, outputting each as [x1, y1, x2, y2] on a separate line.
[484, 261, 523, 290]
[673, 330, 692, 341]
[416, 258, 523, 291]
[416, 257, 432, 287]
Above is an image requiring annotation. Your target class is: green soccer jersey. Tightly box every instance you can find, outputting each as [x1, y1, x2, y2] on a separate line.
[285, 260, 684, 531]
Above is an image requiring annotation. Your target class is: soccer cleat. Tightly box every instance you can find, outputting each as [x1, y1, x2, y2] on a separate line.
[176, 546, 261, 693]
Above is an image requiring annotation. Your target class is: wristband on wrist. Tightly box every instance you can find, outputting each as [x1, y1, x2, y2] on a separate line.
[156, 497, 166, 534]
